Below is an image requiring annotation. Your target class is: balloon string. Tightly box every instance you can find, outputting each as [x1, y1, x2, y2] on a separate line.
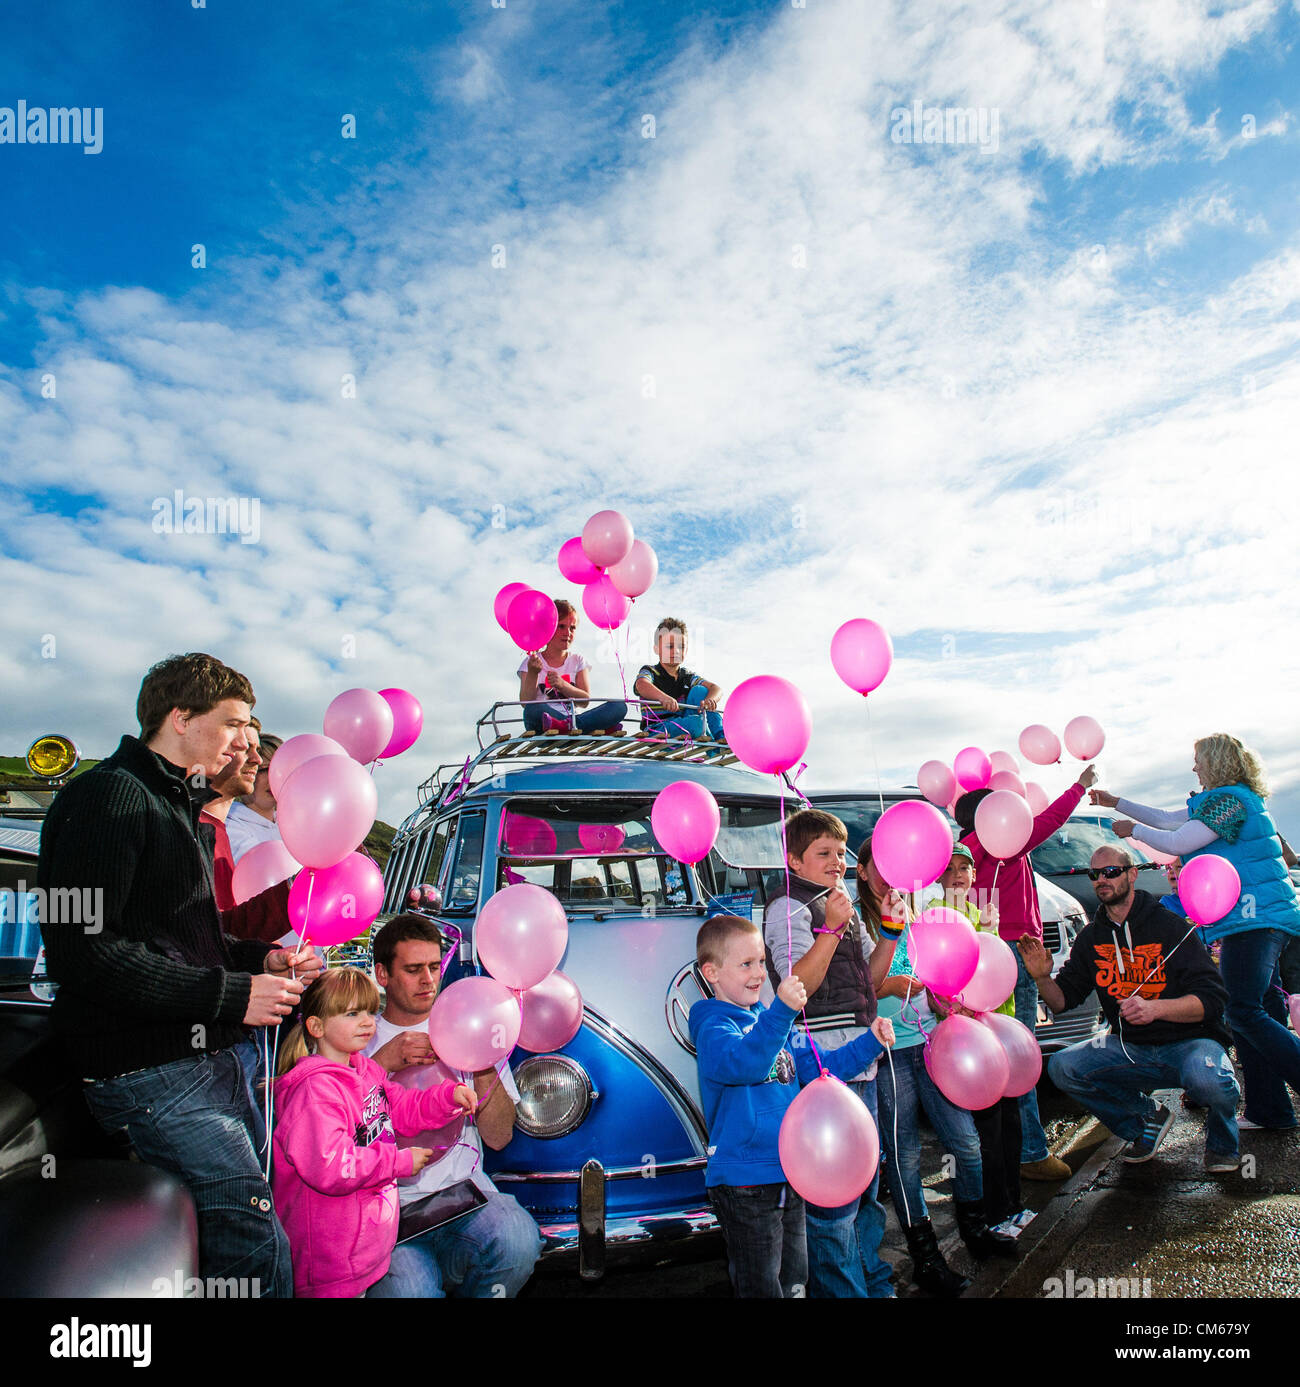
[261, 1026, 275, 1183]
[292, 872, 317, 982]
[865, 697, 885, 819]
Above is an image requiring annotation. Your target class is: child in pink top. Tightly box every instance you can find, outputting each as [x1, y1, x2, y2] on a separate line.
[273, 967, 476, 1297]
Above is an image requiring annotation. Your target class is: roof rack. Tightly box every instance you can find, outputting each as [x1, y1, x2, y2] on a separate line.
[398, 700, 758, 834]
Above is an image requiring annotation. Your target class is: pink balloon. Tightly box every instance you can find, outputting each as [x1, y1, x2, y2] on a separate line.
[927, 1014, 1010, 1111]
[517, 970, 584, 1052]
[778, 1073, 880, 1208]
[829, 618, 893, 696]
[324, 688, 394, 764]
[954, 931, 1019, 1013]
[1177, 855, 1241, 926]
[501, 812, 558, 857]
[1289, 994, 1300, 1032]
[988, 770, 1027, 797]
[1063, 715, 1105, 760]
[953, 747, 992, 793]
[377, 688, 424, 759]
[988, 750, 1020, 776]
[1024, 781, 1048, 816]
[582, 573, 632, 631]
[475, 883, 569, 991]
[908, 906, 981, 996]
[651, 780, 721, 864]
[871, 800, 954, 890]
[608, 539, 658, 599]
[288, 852, 384, 947]
[276, 754, 379, 870]
[390, 1057, 466, 1166]
[231, 839, 299, 906]
[983, 1012, 1042, 1097]
[1140, 841, 1176, 866]
[725, 676, 812, 775]
[974, 790, 1034, 860]
[578, 823, 626, 854]
[581, 510, 634, 569]
[506, 589, 559, 652]
[428, 976, 522, 1073]
[494, 581, 530, 632]
[268, 734, 347, 799]
[917, 759, 957, 808]
[557, 537, 602, 585]
[1018, 724, 1062, 766]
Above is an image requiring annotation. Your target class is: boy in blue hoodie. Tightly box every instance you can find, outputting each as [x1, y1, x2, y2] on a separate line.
[689, 915, 895, 1298]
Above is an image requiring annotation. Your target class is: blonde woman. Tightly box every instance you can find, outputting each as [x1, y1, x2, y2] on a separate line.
[1091, 734, 1300, 1129]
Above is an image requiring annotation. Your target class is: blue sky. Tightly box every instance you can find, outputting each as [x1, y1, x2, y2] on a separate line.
[3, 0, 1299, 838]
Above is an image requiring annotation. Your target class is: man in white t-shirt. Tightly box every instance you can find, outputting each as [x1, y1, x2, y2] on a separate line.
[363, 914, 542, 1298]
[515, 597, 627, 735]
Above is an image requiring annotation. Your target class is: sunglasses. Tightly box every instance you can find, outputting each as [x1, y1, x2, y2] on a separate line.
[1087, 865, 1131, 881]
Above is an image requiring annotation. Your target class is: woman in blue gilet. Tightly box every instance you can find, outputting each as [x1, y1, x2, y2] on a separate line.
[1091, 734, 1300, 1128]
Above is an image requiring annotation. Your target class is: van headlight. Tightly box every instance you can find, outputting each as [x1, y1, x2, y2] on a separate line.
[514, 1056, 594, 1139]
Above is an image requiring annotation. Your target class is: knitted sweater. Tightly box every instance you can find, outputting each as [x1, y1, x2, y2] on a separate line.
[37, 734, 290, 1078]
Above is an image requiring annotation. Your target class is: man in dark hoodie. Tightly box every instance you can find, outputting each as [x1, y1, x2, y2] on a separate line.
[1018, 845, 1239, 1173]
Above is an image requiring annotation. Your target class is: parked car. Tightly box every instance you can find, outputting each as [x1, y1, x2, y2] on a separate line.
[0, 736, 199, 1297]
[1028, 810, 1166, 913]
[808, 789, 1104, 1054]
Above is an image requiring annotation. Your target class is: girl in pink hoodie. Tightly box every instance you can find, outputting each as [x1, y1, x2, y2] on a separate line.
[273, 968, 476, 1298]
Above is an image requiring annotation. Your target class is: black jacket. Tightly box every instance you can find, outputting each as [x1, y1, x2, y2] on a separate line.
[1054, 889, 1231, 1049]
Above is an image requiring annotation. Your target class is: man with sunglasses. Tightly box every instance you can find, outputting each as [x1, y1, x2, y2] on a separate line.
[1018, 846, 1239, 1172]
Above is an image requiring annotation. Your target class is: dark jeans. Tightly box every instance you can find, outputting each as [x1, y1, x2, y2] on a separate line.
[972, 1095, 1023, 1225]
[1219, 927, 1300, 1127]
[709, 1183, 807, 1298]
[1013, 950, 1050, 1161]
[523, 700, 628, 734]
[83, 1046, 292, 1297]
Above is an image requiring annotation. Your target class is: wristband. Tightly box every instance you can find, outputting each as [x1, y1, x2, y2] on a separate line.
[879, 924, 903, 941]
[813, 924, 847, 940]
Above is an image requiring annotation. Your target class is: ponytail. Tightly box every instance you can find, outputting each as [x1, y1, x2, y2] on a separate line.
[277, 1019, 311, 1075]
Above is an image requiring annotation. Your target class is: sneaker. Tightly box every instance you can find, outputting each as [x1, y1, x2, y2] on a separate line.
[1205, 1151, 1240, 1173]
[601, 725, 626, 737]
[1122, 1103, 1176, 1163]
[1020, 1155, 1071, 1181]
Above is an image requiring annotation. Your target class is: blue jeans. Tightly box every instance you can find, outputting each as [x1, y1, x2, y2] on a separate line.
[83, 1046, 292, 1296]
[1218, 927, 1300, 1127]
[1014, 950, 1050, 1161]
[1049, 1034, 1240, 1156]
[366, 1190, 542, 1298]
[709, 1183, 807, 1298]
[876, 1046, 983, 1227]
[803, 1078, 893, 1299]
[523, 700, 628, 734]
[651, 685, 724, 740]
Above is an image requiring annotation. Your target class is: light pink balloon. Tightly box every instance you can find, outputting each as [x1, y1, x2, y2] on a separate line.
[988, 750, 1020, 776]
[608, 539, 658, 599]
[582, 573, 632, 630]
[557, 537, 602, 585]
[829, 618, 893, 696]
[651, 780, 721, 864]
[1018, 724, 1062, 766]
[871, 800, 954, 890]
[778, 1073, 880, 1208]
[324, 688, 394, 764]
[377, 687, 424, 759]
[908, 906, 981, 996]
[276, 754, 379, 870]
[494, 581, 531, 632]
[517, 970, 584, 1052]
[927, 1014, 1010, 1111]
[988, 770, 1027, 797]
[954, 931, 1019, 1013]
[268, 733, 348, 798]
[1290, 994, 1300, 1032]
[578, 823, 626, 854]
[581, 509, 634, 569]
[1139, 841, 1176, 866]
[917, 759, 957, 809]
[501, 812, 558, 857]
[506, 589, 559, 652]
[953, 746, 992, 793]
[288, 852, 384, 947]
[475, 883, 569, 991]
[974, 789, 1034, 860]
[390, 1057, 466, 1165]
[1063, 715, 1105, 760]
[428, 976, 522, 1073]
[1024, 781, 1049, 816]
[1177, 855, 1241, 926]
[725, 676, 812, 775]
[983, 1012, 1042, 1097]
[231, 838, 300, 906]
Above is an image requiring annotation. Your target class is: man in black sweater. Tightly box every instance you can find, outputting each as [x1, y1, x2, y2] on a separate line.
[38, 653, 322, 1296]
[1019, 846, 1240, 1173]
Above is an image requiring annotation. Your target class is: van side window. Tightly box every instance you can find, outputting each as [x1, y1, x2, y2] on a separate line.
[421, 818, 455, 894]
[445, 811, 485, 912]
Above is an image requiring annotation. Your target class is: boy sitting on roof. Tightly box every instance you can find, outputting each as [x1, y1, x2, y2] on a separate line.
[634, 617, 724, 742]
